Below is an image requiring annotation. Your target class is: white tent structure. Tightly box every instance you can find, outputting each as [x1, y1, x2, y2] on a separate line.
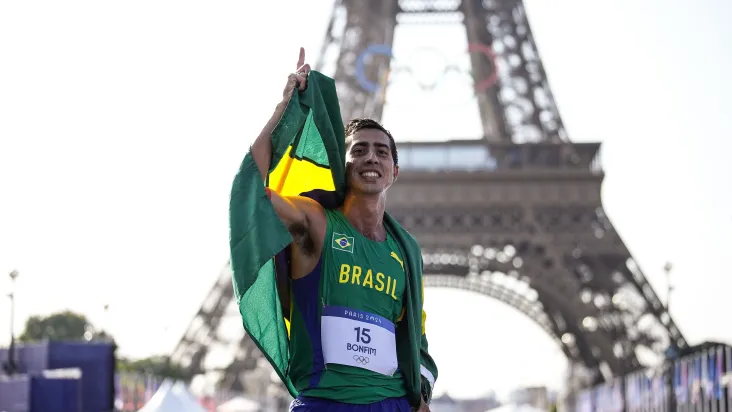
[173, 381, 208, 408]
[137, 379, 206, 412]
[486, 404, 546, 412]
[216, 395, 261, 412]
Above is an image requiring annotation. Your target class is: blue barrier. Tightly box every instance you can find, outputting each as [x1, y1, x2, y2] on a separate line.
[0, 341, 115, 412]
[45, 342, 115, 412]
[577, 343, 732, 412]
[0, 374, 82, 412]
[31, 375, 82, 412]
[0, 375, 31, 412]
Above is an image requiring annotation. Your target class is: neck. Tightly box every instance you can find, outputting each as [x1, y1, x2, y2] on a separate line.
[341, 191, 387, 241]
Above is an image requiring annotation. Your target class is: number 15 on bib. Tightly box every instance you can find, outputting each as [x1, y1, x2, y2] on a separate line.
[321, 306, 399, 376]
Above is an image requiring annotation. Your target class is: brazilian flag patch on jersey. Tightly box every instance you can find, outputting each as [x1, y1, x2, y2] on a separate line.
[332, 232, 354, 253]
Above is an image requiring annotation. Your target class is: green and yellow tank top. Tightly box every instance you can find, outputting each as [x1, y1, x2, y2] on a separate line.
[286, 208, 407, 404]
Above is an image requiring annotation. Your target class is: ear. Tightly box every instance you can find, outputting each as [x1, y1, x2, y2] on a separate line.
[393, 165, 399, 183]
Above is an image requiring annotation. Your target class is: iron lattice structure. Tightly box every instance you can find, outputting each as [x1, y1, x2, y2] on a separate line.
[171, 0, 686, 396]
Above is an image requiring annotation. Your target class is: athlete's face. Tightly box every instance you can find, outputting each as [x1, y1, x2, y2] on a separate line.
[345, 129, 399, 195]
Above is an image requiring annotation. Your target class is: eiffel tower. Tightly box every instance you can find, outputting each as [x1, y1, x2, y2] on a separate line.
[171, 0, 687, 401]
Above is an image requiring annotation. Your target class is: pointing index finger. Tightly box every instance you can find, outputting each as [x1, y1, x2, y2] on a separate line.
[297, 47, 305, 70]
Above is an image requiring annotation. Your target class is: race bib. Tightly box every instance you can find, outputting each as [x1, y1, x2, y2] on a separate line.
[321, 306, 398, 376]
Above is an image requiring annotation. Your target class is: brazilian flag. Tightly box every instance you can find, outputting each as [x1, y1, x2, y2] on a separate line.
[228, 71, 437, 407]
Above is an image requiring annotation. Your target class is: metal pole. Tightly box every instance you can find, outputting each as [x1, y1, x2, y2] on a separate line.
[663, 262, 673, 312]
[7, 269, 19, 375]
[662, 263, 677, 412]
[9, 292, 14, 343]
[102, 303, 110, 341]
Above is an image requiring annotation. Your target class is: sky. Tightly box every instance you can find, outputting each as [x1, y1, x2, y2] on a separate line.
[1, 0, 732, 401]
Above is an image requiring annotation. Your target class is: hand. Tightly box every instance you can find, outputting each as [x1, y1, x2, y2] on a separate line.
[281, 47, 311, 103]
[416, 399, 431, 412]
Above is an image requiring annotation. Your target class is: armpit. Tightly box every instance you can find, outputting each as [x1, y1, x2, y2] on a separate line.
[288, 222, 316, 256]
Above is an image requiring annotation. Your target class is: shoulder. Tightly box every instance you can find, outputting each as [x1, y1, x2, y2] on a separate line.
[288, 195, 323, 210]
[387, 214, 421, 249]
[402, 228, 420, 250]
[401, 232, 422, 260]
[289, 195, 327, 232]
[384, 213, 423, 263]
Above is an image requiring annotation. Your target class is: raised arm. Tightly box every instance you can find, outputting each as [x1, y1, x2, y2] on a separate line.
[249, 48, 313, 224]
[249, 48, 326, 271]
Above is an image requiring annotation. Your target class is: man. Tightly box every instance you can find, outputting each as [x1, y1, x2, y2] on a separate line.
[249, 48, 434, 412]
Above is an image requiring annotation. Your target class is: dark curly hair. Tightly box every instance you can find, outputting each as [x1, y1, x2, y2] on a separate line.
[344, 118, 399, 167]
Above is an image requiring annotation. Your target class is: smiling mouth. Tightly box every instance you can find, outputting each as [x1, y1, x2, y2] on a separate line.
[359, 171, 381, 179]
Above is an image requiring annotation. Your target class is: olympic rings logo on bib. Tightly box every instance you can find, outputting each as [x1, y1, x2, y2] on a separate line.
[353, 355, 370, 365]
[321, 306, 399, 376]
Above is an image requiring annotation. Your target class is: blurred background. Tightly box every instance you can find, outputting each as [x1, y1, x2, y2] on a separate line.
[1, 0, 731, 411]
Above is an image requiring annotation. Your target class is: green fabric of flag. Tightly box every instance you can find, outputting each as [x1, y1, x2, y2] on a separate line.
[228, 70, 438, 408]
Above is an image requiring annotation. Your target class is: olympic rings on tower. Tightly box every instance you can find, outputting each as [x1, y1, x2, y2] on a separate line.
[354, 43, 500, 95]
